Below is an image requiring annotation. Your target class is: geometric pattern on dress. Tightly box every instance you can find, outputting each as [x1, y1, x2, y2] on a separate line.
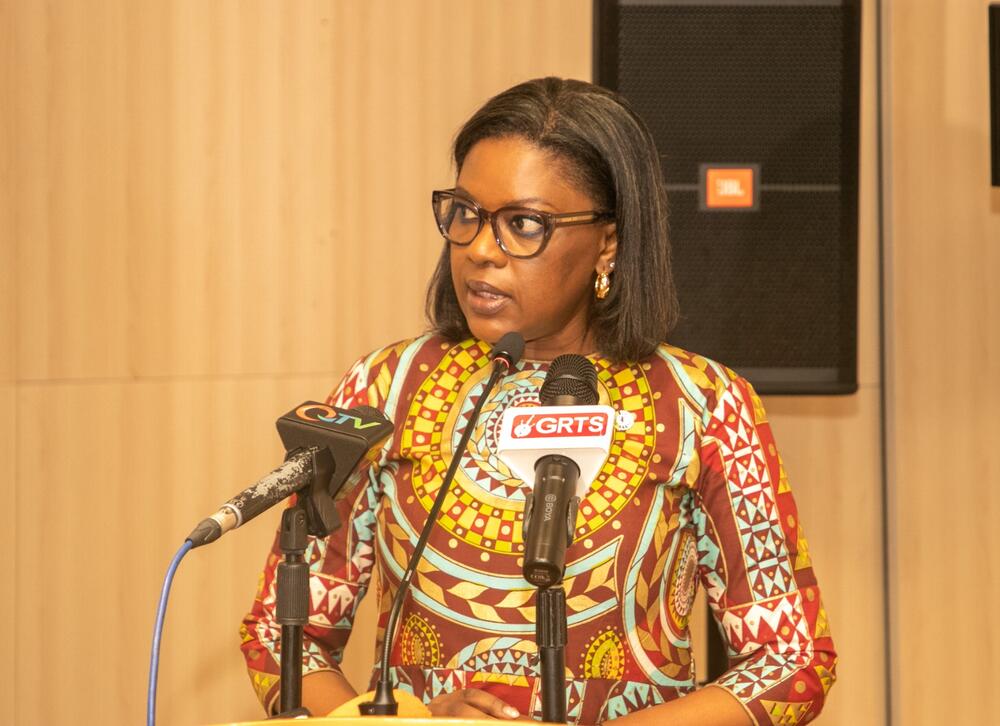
[528, 679, 587, 724]
[446, 636, 538, 689]
[399, 612, 444, 667]
[707, 383, 793, 601]
[376, 522, 619, 631]
[665, 528, 699, 639]
[691, 500, 727, 609]
[329, 356, 371, 409]
[794, 523, 813, 571]
[814, 663, 835, 695]
[719, 591, 814, 661]
[308, 577, 358, 629]
[402, 341, 535, 554]
[580, 627, 627, 680]
[600, 681, 668, 722]
[716, 650, 801, 700]
[621, 485, 697, 688]
[585, 359, 657, 537]
[347, 479, 380, 585]
[239, 338, 838, 721]
[400, 343, 656, 556]
[382, 666, 465, 701]
[760, 699, 813, 725]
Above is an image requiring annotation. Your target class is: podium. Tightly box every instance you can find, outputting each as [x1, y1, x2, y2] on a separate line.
[212, 689, 511, 726]
[219, 720, 500, 726]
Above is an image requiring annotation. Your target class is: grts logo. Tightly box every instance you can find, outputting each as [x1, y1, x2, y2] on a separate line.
[510, 412, 610, 439]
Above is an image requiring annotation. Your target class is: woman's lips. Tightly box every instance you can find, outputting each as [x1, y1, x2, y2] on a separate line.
[465, 280, 511, 316]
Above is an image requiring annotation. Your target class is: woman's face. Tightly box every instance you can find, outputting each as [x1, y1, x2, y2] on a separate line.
[449, 136, 617, 361]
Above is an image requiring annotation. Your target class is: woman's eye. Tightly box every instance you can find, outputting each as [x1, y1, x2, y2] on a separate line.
[456, 203, 479, 221]
[509, 214, 545, 238]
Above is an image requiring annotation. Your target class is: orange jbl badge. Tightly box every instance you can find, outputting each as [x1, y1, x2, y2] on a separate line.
[700, 163, 760, 211]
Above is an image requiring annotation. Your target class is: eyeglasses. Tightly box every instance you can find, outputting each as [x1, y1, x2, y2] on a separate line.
[431, 189, 614, 259]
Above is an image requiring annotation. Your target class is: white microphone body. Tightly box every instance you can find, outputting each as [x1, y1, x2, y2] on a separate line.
[497, 404, 614, 495]
[498, 404, 613, 587]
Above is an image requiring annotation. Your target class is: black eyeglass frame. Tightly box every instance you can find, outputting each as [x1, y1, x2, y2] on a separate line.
[431, 189, 615, 259]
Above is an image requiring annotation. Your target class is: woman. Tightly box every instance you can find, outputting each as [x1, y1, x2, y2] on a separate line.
[241, 77, 836, 725]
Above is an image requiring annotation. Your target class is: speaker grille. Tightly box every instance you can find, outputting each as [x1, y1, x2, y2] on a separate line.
[596, 0, 860, 393]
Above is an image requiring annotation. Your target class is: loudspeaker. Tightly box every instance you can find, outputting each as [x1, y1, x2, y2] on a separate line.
[991, 3, 999, 186]
[595, 0, 861, 394]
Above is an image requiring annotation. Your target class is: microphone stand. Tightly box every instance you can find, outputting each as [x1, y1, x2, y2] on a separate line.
[523, 482, 576, 724]
[274, 446, 337, 718]
[536, 585, 568, 723]
[361, 358, 513, 716]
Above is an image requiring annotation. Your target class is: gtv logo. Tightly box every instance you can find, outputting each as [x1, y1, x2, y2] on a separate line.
[295, 403, 383, 429]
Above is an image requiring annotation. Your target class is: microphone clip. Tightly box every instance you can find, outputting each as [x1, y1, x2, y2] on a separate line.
[284, 446, 339, 538]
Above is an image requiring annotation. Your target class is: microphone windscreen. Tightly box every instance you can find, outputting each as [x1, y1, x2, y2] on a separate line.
[541, 354, 598, 405]
[491, 331, 525, 368]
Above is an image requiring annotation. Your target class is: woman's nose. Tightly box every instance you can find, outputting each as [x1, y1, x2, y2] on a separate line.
[465, 217, 506, 266]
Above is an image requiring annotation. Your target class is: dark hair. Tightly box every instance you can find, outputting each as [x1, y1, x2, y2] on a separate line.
[425, 77, 678, 363]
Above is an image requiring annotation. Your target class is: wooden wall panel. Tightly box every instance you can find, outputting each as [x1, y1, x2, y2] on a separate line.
[2, 2, 16, 720]
[1, 0, 13, 382]
[14, 375, 336, 726]
[10, 0, 593, 385]
[887, 1, 1000, 723]
[0, 386, 14, 726]
[11, 1, 132, 381]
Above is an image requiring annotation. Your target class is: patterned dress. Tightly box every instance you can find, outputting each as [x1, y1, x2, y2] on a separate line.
[241, 334, 837, 725]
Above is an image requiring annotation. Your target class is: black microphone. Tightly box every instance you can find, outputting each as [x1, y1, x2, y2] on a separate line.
[492, 331, 525, 372]
[186, 403, 393, 548]
[522, 354, 599, 588]
[360, 332, 524, 716]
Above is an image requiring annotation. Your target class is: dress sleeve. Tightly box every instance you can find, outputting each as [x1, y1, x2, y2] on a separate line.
[239, 354, 391, 714]
[693, 375, 837, 725]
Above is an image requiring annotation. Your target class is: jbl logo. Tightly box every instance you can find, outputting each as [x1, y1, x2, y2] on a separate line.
[701, 164, 760, 211]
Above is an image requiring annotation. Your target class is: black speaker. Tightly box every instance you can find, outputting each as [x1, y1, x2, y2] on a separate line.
[595, 0, 861, 395]
[991, 3, 1000, 186]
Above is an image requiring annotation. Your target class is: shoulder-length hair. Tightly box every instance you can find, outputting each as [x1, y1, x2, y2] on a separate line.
[425, 77, 678, 363]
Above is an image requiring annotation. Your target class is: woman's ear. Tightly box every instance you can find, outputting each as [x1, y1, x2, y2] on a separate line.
[596, 223, 618, 272]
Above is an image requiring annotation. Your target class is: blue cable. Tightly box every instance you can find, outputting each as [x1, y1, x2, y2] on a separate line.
[147, 539, 194, 726]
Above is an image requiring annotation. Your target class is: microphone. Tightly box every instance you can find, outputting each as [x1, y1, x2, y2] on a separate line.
[186, 403, 393, 548]
[361, 332, 524, 716]
[497, 354, 613, 588]
[491, 331, 525, 371]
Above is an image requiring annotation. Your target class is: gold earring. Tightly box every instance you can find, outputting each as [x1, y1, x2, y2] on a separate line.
[595, 270, 611, 300]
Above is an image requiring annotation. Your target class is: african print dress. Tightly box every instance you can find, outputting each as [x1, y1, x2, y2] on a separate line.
[241, 334, 837, 725]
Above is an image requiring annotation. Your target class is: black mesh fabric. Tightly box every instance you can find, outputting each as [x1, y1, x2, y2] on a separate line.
[541, 355, 600, 405]
[601, 1, 859, 392]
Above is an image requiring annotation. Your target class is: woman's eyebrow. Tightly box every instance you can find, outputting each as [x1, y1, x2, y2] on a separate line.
[454, 185, 554, 209]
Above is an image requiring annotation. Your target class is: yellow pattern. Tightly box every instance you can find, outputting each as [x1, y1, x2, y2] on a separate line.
[372, 362, 393, 406]
[582, 629, 626, 679]
[814, 604, 831, 639]
[495, 589, 534, 608]
[250, 669, 279, 706]
[761, 699, 813, 725]
[794, 524, 812, 570]
[471, 671, 531, 687]
[814, 664, 836, 695]
[748, 385, 768, 424]
[417, 572, 446, 605]
[468, 601, 504, 622]
[447, 581, 489, 599]
[776, 458, 792, 494]
[399, 612, 443, 667]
